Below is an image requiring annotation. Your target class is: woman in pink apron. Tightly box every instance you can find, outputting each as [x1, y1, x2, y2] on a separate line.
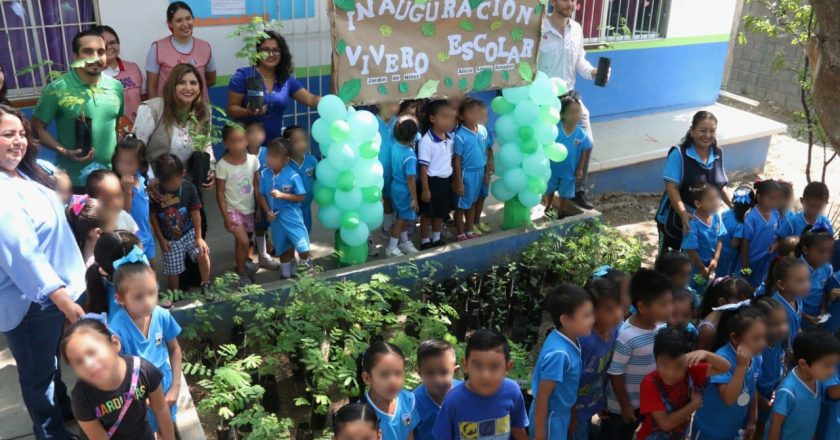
[94, 25, 144, 135]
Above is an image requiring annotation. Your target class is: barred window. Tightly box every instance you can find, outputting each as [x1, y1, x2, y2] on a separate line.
[578, 0, 670, 45]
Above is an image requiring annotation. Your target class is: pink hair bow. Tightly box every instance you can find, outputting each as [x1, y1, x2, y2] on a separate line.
[69, 194, 89, 216]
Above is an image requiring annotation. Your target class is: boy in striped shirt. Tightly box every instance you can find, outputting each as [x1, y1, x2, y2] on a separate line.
[603, 269, 674, 440]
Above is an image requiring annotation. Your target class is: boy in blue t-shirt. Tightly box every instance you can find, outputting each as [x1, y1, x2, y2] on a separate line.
[377, 102, 400, 235]
[777, 181, 834, 239]
[386, 117, 421, 257]
[766, 328, 840, 440]
[283, 126, 318, 233]
[432, 330, 529, 440]
[546, 95, 591, 218]
[244, 120, 279, 270]
[453, 98, 491, 241]
[257, 138, 312, 279]
[413, 339, 463, 440]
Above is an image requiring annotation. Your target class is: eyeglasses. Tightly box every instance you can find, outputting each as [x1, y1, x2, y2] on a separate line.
[259, 48, 282, 55]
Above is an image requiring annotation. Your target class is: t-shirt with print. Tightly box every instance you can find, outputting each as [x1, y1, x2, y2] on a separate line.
[637, 362, 709, 439]
[215, 154, 260, 214]
[432, 378, 528, 440]
[71, 355, 162, 440]
[150, 181, 202, 240]
[606, 318, 658, 413]
[574, 326, 619, 423]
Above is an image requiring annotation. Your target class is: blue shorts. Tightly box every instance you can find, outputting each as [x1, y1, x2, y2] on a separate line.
[457, 169, 484, 210]
[546, 175, 575, 199]
[270, 209, 311, 254]
[391, 184, 417, 221]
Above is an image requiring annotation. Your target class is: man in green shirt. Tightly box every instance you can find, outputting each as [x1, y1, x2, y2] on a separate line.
[32, 29, 124, 187]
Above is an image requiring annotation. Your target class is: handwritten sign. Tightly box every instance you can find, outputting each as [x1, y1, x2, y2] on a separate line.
[329, 0, 546, 104]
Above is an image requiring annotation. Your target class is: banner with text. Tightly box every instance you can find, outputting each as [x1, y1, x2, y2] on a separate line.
[329, 0, 546, 105]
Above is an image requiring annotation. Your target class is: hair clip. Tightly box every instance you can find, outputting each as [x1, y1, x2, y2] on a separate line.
[81, 312, 115, 334]
[69, 194, 89, 216]
[591, 265, 613, 279]
[732, 188, 752, 205]
[712, 299, 752, 312]
[112, 245, 149, 270]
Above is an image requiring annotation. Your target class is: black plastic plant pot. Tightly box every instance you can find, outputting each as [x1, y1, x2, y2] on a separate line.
[75, 116, 93, 157]
[246, 77, 264, 112]
[296, 422, 314, 440]
[216, 425, 237, 440]
[256, 373, 280, 414]
[192, 151, 212, 186]
[310, 411, 328, 431]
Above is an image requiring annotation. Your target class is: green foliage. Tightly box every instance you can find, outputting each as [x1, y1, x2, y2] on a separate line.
[16, 59, 106, 118]
[186, 345, 266, 424]
[228, 16, 284, 67]
[421, 21, 437, 37]
[186, 105, 241, 153]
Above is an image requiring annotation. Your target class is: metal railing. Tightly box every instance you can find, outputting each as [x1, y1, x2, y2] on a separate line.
[577, 0, 669, 45]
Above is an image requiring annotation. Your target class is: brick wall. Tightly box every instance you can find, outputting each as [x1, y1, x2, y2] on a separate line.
[725, 1, 806, 111]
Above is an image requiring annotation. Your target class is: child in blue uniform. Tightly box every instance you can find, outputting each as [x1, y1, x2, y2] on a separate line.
[752, 296, 789, 439]
[572, 279, 623, 440]
[243, 120, 279, 270]
[691, 306, 766, 440]
[377, 102, 400, 236]
[767, 257, 810, 353]
[654, 251, 699, 308]
[358, 342, 420, 440]
[84, 231, 141, 320]
[111, 134, 155, 263]
[257, 138, 312, 279]
[432, 330, 529, 440]
[107, 247, 182, 434]
[386, 117, 421, 257]
[817, 330, 840, 440]
[682, 182, 727, 290]
[413, 340, 462, 440]
[473, 104, 495, 234]
[546, 94, 591, 218]
[530, 284, 594, 439]
[765, 328, 840, 440]
[284, 126, 318, 233]
[719, 187, 754, 277]
[333, 403, 382, 439]
[797, 226, 839, 327]
[738, 179, 783, 287]
[453, 98, 491, 241]
[778, 181, 833, 239]
[661, 289, 699, 340]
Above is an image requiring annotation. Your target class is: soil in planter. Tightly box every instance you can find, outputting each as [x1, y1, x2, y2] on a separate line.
[246, 77, 265, 112]
[75, 116, 93, 157]
[192, 151, 212, 186]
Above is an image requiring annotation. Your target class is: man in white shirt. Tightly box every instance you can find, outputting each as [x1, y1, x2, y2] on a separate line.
[538, 0, 609, 210]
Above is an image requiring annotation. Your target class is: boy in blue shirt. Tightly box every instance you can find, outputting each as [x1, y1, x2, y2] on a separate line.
[377, 101, 400, 236]
[413, 339, 462, 440]
[777, 181, 833, 239]
[545, 94, 591, 218]
[530, 284, 595, 440]
[257, 138, 312, 279]
[766, 328, 840, 440]
[386, 117, 421, 257]
[817, 329, 840, 440]
[453, 98, 491, 241]
[681, 182, 727, 290]
[284, 126, 318, 233]
[432, 330, 529, 440]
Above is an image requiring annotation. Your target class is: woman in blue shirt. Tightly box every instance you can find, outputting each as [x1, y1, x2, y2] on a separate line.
[0, 104, 86, 439]
[227, 30, 320, 143]
[656, 111, 732, 256]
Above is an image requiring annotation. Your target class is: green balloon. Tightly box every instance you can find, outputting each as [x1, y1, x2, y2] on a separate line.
[527, 176, 548, 195]
[341, 211, 361, 230]
[337, 171, 356, 191]
[529, 79, 556, 106]
[328, 142, 358, 170]
[495, 115, 518, 144]
[498, 143, 524, 168]
[513, 101, 540, 126]
[522, 151, 549, 176]
[502, 86, 530, 104]
[491, 96, 515, 115]
[503, 168, 528, 193]
[329, 120, 351, 142]
[518, 125, 534, 141]
[520, 137, 539, 155]
[348, 110, 380, 143]
[359, 140, 381, 160]
[551, 77, 568, 96]
[491, 179, 516, 202]
[335, 188, 363, 211]
[318, 204, 343, 229]
[340, 222, 370, 247]
[358, 202, 384, 229]
[539, 106, 561, 126]
[534, 122, 558, 146]
[518, 190, 542, 208]
[315, 161, 339, 188]
[311, 118, 331, 146]
[545, 142, 569, 163]
[317, 95, 348, 121]
[314, 185, 335, 206]
[362, 186, 382, 203]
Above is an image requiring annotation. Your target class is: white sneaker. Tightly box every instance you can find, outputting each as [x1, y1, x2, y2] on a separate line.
[385, 246, 405, 257]
[368, 239, 379, 257]
[399, 241, 419, 254]
[258, 255, 280, 270]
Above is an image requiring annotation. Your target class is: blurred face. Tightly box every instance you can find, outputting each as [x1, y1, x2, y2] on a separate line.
[561, 102, 582, 126]
[656, 354, 688, 386]
[803, 238, 834, 268]
[380, 102, 399, 121]
[116, 270, 159, 319]
[288, 130, 310, 158]
[75, 36, 106, 77]
[560, 301, 595, 338]
[246, 126, 266, 149]
[734, 320, 767, 356]
[169, 8, 194, 40]
[480, 106, 490, 124]
[430, 107, 457, 134]
[552, 0, 576, 18]
[267, 149, 288, 171]
[801, 196, 828, 221]
[765, 308, 789, 345]
[696, 189, 722, 214]
[778, 264, 811, 299]
[639, 291, 674, 324]
[670, 264, 692, 290]
[56, 173, 73, 204]
[94, 174, 125, 215]
[257, 39, 282, 69]
[802, 354, 840, 382]
[463, 350, 510, 396]
[65, 332, 122, 388]
[160, 174, 184, 192]
[225, 129, 248, 155]
[334, 422, 382, 440]
[418, 351, 458, 398]
[101, 30, 120, 65]
[0, 113, 27, 173]
[670, 299, 693, 329]
[175, 72, 201, 106]
[113, 150, 140, 178]
[595, 298, 624, 331]
[461, 105, 483, 128]
[690, 119, 717, 150]
[758, 189, 783, 211]
[362, 354, 405, 401]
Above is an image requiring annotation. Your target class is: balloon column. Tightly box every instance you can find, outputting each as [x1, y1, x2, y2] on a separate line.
[490, 72, 569, 230]
[311, 95, 384, 265]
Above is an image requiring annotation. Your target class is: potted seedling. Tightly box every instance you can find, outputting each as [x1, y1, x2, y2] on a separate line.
[228, 16, 284, 112]
[186, 105, 241, 186]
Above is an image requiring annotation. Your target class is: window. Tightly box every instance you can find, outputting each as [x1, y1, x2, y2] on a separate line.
[577, 0, 669, 44]
[0, 0, 99, 100]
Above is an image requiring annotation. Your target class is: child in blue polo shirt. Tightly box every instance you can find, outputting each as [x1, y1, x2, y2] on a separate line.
[765, 329, 840, 440]
[530, 284, 594, 439]
[719, 187, 754, 277]
[453, 98, 491, 242]
[473, 104, 495, 234]
[691, 305, 766, 440]
[257, 138, 312, 279]
[752, 296, 789, 438]
[386, 117, 421, 258]
[682, 182, 727, 290]
[359, 342, 420, 440]
[546, 94, 591, 218]
[778, 181, 833, 239]
[767, 257, 810, 354]
[817, 329, 840, 440]
[796, 226, 839, 328]
[377, 101, 400, 236]
[572, 279, 623, 440]
[738, 179, 783, 287]
[284, 126, 318, 233]
[413, 339, 462, 440]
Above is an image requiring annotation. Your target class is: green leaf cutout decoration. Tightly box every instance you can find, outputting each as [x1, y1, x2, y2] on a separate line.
[458, 78, 469, 91]
[511, 27, 524, 41]
[444, 77, 454, 88]
[380, 25, 392, 37]
[469, 0, 486, 8]
[421, 21, 436, 37]
[473, 69, 493, 91]
[335, 39, 347, 55]
[399, 82, 410, 94]
[416, 79, 440, 99]
[437, 52, 450, 62]
[535, 3, 544, 15]
[378, 84, 388, 96]
[334, 0, 355, 12]
[459, 20, 475, 31]
[490, 20, 503, 31]
[338, 78, 362, 103]
[414, 0, 428, 4]
[518, 62, 534, 82]
[501, 71, 510, 82]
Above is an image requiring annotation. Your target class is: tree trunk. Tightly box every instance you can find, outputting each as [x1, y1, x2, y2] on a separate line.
[810, 0, 840, 152]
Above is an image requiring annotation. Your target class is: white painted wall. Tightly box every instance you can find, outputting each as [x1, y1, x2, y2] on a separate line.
[666, 0, 737, 38]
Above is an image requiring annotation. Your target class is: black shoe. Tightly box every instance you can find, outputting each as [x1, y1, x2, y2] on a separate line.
[432, 240, 446, 248]
[421, 242, 434, 250]
[572, 190, 594, 210]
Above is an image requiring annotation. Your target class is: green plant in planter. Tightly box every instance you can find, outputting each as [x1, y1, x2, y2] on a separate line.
[187, 105, 242, 186]
[228, 16, 284, 112]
